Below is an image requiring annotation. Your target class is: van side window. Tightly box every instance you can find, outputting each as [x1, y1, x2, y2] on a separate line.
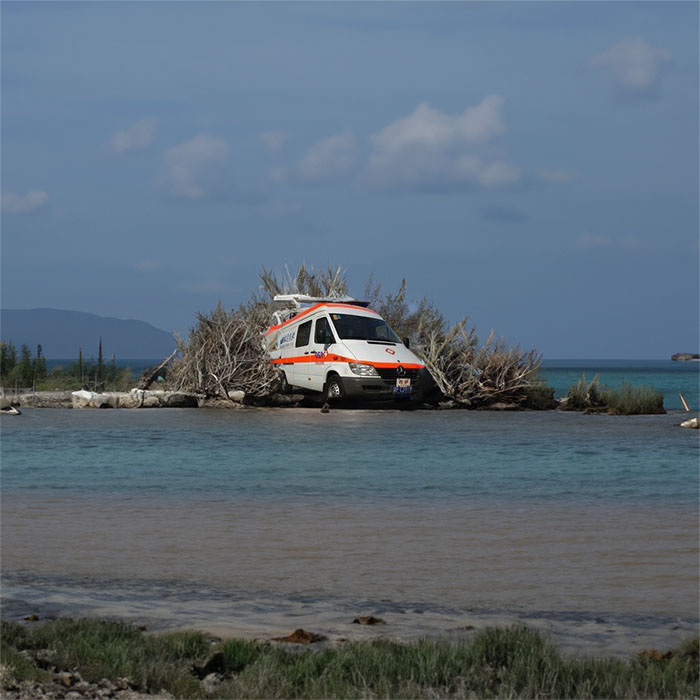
[314, 317, 335, 345]
[295, 320, 312, 347]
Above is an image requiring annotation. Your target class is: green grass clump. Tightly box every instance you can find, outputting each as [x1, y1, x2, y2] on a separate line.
[566, 373, 606, 410]
[522, 377, 558, 410]
[0, 641, 51, 685]
[0, 619, 208, 696]
[565, 373, 664, 415]
[214, 626, 698, 699]
[1, 619, 697, 699]
[602, 382, 665, 415]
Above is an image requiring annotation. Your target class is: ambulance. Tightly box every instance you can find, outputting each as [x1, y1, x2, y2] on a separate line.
[263, 294, 439, 403]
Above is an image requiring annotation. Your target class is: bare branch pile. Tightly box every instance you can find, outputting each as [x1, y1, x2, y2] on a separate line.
[261, 262, 348, 299]
[171, 264, 545, 407]
[365, 276, 542, 406]
[169, 300, 278, 398]
[417, 324, 542, 407]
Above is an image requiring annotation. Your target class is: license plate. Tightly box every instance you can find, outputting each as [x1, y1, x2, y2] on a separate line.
[394, 378, 412, 394]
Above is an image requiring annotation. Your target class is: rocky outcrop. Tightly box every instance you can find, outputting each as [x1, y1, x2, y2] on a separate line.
[197, 396, 245, 409]
[165, 392, 199, 408]
[15, 392, 73, 408]
[352, 616, 385, 625]
[71, 390, 96, 408]
[9, 389, 302, 409]
[70, 389, 199, 409]
[671, 353, 700, 361]
[3, 670, 172, 699]
[271, 628, 327, 644]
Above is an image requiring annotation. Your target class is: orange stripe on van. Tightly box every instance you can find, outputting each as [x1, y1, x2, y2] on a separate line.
[264, 303, 379, 336]
[271, 355, 424, 370]
[369, 361, 424, 369]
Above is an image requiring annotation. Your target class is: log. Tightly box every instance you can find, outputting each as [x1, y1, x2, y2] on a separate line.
[137, 349, 178, 390]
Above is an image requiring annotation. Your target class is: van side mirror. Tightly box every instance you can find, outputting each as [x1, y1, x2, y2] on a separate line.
[403, 337, 410, 348]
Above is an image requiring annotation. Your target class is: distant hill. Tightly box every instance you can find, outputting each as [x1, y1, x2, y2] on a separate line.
[0, 308, 176, 359]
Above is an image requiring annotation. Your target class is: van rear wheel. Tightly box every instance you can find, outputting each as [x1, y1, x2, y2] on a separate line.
[277, 370, 290, 394]
[325, 375, 344, 400]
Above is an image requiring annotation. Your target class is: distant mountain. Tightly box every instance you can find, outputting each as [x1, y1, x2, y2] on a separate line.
[0, 308, 176, 359]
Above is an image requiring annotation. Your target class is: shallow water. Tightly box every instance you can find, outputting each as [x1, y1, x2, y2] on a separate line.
[1, 401, 697, 656]
[539, 359, 699, 410]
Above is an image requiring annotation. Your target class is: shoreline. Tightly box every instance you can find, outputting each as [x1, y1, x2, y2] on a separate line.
[4, 492, 698, 661]
[3, 583, 696, 661]
[1, 390, 686, 414]
[3, 616, 698, 699]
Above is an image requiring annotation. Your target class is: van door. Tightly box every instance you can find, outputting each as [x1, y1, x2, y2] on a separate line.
[288, 319, 312, 389]
[306, 316, 336, 392]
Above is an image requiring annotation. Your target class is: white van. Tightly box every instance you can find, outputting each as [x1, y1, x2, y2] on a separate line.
[263, 294, 439, 403]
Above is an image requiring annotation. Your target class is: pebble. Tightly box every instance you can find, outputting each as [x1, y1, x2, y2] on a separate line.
[3, 679, 172, 700]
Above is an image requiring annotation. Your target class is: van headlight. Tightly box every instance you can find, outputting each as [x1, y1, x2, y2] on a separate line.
[348, 362, 379, 377]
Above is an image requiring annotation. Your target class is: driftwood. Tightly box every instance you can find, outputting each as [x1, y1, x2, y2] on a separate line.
[260, 262, 348, 299]
[169, 301, 278, 399]
[366, 277, 542, 406]
[170, 264, 545, 406]
[137, 348, 178, 390]
[416, 323, 542, 407]
[170, 264, 352, 400]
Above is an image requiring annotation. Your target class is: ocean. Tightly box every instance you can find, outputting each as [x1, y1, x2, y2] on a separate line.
[1, 361, 698, 657]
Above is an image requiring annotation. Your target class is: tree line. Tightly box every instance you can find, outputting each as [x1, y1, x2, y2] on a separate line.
[0, 338, 132, 392]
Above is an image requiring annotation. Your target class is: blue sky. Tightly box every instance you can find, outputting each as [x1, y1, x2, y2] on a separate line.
[2, 1, 698, 358]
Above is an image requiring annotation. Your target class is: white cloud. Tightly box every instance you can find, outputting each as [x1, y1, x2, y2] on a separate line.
[1, 190, 49, 214]
[259, 130, 288, 155]
[298, 128, 357, 182]
[160, 134, 229, 199]
[108, 118, 158, 153]
[364, 96, 520, 190]
[539, 169, 576, 184]
[574, 232, 640, 250]
[588, 39, 670, 96]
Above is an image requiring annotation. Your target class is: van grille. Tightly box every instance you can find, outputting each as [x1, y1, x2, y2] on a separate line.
[375, 367, 420, 381]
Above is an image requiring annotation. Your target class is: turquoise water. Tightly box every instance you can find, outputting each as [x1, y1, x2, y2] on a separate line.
[1, 361, 698, 656]
[540, 359, 699, 410]
[46, 357, 700, 410]
[1, 409, 696, 505]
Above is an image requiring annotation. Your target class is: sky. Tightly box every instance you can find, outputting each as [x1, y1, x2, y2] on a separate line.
[1, 1, 698, 359]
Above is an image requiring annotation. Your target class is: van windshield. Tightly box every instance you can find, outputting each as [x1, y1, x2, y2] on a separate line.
[329, 314, 401, 343]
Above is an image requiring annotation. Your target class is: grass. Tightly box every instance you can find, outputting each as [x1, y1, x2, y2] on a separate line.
[566, 373, 665, 415]
[1, 619, 697, 699]
[0, 619, 208, 697]
[603, 381, 665, 415]
[522, 376, 557, 410]
[33, 368, 135, 392]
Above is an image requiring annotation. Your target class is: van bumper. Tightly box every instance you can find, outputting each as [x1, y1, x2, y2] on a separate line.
[341, 368, 441, 403]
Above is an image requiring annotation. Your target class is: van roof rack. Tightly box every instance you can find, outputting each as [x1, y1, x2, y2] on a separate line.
[272, 294, 370, 308]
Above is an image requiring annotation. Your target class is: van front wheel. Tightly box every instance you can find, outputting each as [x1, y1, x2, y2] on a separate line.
[325, 375, 345, 401]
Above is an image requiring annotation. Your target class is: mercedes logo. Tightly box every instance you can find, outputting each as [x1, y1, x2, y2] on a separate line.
[397, 365, 405, 376]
